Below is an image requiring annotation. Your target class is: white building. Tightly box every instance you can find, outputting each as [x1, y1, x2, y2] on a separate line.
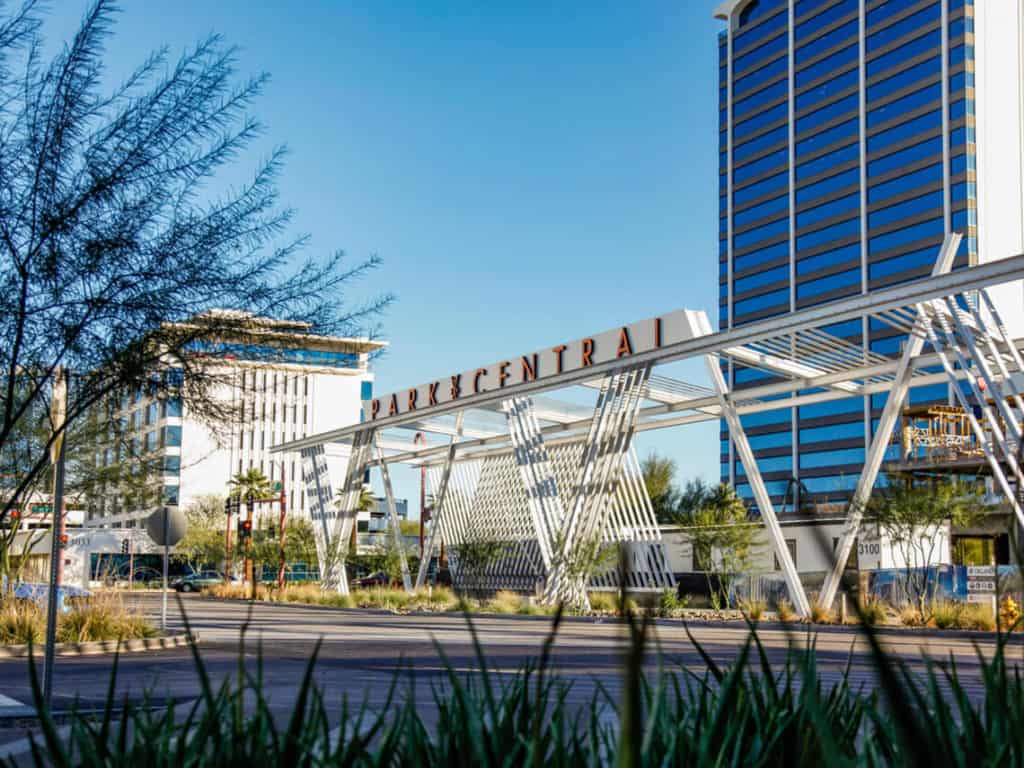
[86, 310, 384, 530]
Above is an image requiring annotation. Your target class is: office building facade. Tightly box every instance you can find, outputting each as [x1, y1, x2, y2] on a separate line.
[86, 310, 383, 529]
[715, 0, 1024, 512]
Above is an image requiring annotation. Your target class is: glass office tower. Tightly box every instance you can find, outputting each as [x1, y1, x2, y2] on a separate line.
[715, 0, 1024, 513]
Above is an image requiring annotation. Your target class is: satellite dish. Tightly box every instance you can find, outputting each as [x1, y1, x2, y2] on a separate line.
[146, 506, 187, 547]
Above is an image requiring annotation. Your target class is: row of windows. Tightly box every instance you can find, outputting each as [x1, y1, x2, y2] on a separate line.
[796, 43, 856, 89]
[797, 118, 856, 158]
[796, 267, 860, 300]
[735, 171, 787, 207]
[735, 100, 787, 141]
[734, 286, 789, 316]
[735, 263, 788, 294]
[735, 124, 786, 164]
[796, 67, 857, 113]
[797, 241, 860, 276]
[734, 7, 787, 56]
[867, 55, 941, 104]
[866, 4, 940, 54]
[735, 216, 789, 251]
[734, 31, 786, 76]
[868, 108, 941, 154]
[734, 53, 787, 100]
[868, 189, 943, 229]
[796, 167, 857, 206]
[735, 77, 787, 121]
[735, 194, 788, 228]
[797, 191, 858, 229]
[795, 0, 857, 42]
[867, 28, 940, 80]
[867, 82, 941, 129]
[796, 92, 857, 136]
[868, 161, 942, 204]
[795, 18, 857, 68]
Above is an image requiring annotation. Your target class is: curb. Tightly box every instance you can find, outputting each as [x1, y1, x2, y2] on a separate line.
[0, 632, 197, 659]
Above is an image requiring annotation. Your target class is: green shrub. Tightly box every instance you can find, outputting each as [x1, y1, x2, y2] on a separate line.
[931, 600, 962, 629]
[739, 598, 765, 622]
[1, 594, 156, 645]
[775, 598, 795, 622]
[960, 602, 996, 631]
[857, 596, 889, 627]
[588, 591, 617, 612]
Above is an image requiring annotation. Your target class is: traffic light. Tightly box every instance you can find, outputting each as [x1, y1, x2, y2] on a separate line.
[224, 497, 233, 516]
[237, 518, 253, 542]
[121, 539, 129, 555]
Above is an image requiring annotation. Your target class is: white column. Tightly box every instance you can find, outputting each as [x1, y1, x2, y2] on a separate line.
[377, 442, 413, 593]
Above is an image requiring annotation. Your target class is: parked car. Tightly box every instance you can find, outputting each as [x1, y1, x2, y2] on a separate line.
[352, 571, 393, 589]
[172, 570, 235, 592]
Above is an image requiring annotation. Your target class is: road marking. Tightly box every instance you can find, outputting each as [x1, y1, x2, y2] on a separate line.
[0, 694, 25, 708]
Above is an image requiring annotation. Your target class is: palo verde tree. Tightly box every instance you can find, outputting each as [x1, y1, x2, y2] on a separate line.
[673, 479, 758, 610]
[866, 475, 984, 619]
[641, 452, 680, 525]
[0, 1, 390, 536]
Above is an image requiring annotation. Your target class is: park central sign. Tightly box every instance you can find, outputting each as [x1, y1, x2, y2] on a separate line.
[363, 309, 698, 422]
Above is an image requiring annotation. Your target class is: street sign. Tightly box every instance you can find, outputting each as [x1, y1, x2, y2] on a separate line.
[967, 594, 996, 604]
[967, 565, 996, 578]
[30, 503, 52, 514]
[145, 506, 187, 547]
[270, 481, 283, 493]
[967, 580, 996, 592]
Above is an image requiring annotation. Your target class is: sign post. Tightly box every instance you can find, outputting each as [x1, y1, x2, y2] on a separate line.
[146, 507, 186, 632]
[966, 564, 997, 613]
[42, 367, 68, 711]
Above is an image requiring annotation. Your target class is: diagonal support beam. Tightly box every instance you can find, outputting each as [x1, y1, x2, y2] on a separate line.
[695, 313, 812, 618]
[377, 441, 413, 593]
[820, 233, 961, 609]
[415, 414, 463, 589]
[321, 428, 376, 595]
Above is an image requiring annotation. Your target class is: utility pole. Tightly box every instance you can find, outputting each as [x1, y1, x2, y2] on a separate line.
[42, 367, 68, 710]
[277, 474, 287, 590]
[223, 495, 233, 582]
[245, 492, 255, 598]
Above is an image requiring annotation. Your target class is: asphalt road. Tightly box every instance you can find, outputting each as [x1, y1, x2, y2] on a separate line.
[1, 593, 1021, 758]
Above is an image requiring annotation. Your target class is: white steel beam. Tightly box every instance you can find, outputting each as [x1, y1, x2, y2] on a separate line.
[377, 441, 413, 593]
[695, 312, 811, 618]
[820, 233, 961, 609]
[414, 413, 464, 589]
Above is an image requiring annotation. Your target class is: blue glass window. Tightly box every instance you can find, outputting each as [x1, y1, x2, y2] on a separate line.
[739, 0, 788, 30]
[867, 136, 942, 177]
[870, 336, 904, 355]
[800, 396, 865, 418]
[802, 447, 865, 468]
[735, 35, 787, 75]
[737, 454, 792, 474]
[951, 207, 977, 232]
[734, 55, 788, 99]
[867, 56, 941, 103]
[797, 268, 860, 299]
[868, 162, 942, 204]
[867, 5, 940, 53]
[720, 195, 727, 215]
[163, 485, 180, 506]
[735, 101, 788, 141]
[796, 44, 857, 88]
[734, 148, 788, 184]
[748, 431, 794, 450]
[867, 83, 942, 128]
[735, 366, 777, 384]
[869, 244, 941, 280]
[867, 30, 942, 79]
[797, 242, 861, 275]
[735, 8, 788, 53]
[800, 421, 864, 443]
[734, 125, 788, 163]
[795, 0, 857, 40]
[866, 0, 922, 27]
[949, 98, 974, 121]
[735, 78, 788, 120]
[163, 455, 181, 474]
[867, 109, 942, 154]
[360, 380, 373, 401]
[735, 287, 790, 315]
[161, 398, 182, 418]
[869, 217, 944, 254]
[949, 70, 974, 94]
[797, 192, 859, 229]
[796, 216, 860, 251]
[184, 341, 359, 370]
[949, 16, 973, 41]
[145, 431, 158, 452]
[796, 93, 858, 135]
[734, 171, 788, 206]
[821, 319, 862, 339]
[796, 68, 858, 112]
[796, 118, 857, 157]
[734, 239, 791, 271]
[796, 142, 859, 180]
[739, 408, 792, 428]
[949, 126, 975, 148]
[736, 264, 789, 293]
[735, 217, 790, 251]
[868, 190, 943, 229]
[951, 181, 975, 202]
[795, 19, 857, 67]
[801, 475, 861, 493]
[796, 168, 859, 206]
[735, 195, 788, 228]
[162, 425, 182, 448]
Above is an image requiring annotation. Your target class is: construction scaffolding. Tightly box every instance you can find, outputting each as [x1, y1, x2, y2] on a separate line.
[274, 235, 1024, 617]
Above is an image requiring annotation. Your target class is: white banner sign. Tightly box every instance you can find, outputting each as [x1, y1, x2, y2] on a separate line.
[363, 309, 699, 422]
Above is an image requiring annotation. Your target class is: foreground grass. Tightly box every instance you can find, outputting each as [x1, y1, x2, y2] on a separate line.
[0, 593, 157, 645]
[9, 597, 1024, 766]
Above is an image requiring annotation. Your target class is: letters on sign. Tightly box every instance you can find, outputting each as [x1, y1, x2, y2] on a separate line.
[363, 310, 699, 422]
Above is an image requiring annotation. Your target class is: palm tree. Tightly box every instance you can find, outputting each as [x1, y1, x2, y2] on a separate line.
[229, 468, 272, 506]
[335, 485, 377, 553]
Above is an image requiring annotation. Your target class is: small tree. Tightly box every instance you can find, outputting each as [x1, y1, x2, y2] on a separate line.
[175, 495, 227, 573]
[453, 537, 508, 597]
[674, 480, 758, 610]
[547, 528, 619, 610]
[868, 476, 984, 618]
[641, 453, 679, 524]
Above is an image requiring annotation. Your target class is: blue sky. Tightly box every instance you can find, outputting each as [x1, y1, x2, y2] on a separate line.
[53, 1, 724, 513]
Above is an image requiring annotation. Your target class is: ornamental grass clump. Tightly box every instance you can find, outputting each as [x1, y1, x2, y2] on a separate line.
[10, 591, 1024, 766]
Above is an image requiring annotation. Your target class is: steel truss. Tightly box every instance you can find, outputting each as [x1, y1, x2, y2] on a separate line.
[277, 248, 1024, 616]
